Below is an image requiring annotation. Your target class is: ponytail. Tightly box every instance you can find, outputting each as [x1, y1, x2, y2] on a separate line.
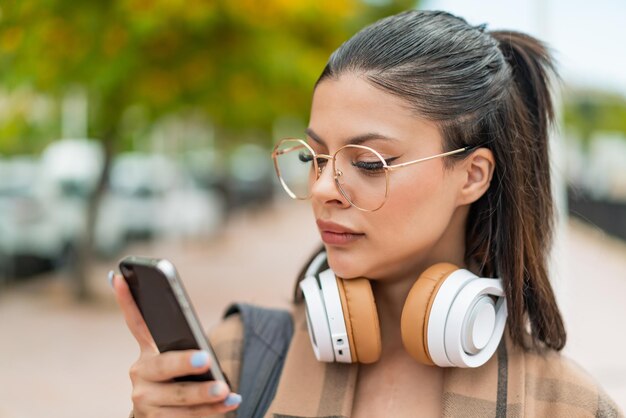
[471, 30, 566, 351]
[491, 31, 556, 144]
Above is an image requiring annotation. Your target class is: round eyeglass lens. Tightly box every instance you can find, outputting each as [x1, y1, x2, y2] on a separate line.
[334, 146, 388, 211]
[274, 140, 315, 200]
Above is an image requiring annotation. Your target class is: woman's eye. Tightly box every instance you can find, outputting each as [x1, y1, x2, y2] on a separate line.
[298, 152, 313, 163]
[352, 157, 398, 173]
[354, 160, 385, 171]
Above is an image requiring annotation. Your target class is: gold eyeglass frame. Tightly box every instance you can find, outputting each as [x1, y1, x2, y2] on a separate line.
[271, 137, 475, 212]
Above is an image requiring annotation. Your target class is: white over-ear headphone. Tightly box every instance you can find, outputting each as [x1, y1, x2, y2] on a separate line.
[300, 252, 507, 368]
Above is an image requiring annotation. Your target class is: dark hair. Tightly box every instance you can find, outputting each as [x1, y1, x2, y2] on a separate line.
[294, 10, 566, 352]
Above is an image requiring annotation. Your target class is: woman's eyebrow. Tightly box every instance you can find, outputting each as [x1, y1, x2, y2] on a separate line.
[305, 127, 399, 145]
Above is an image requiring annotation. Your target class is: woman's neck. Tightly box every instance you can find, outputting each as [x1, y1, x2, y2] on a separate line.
[370, 205, 469, 354]
[371, 279, 412, 353]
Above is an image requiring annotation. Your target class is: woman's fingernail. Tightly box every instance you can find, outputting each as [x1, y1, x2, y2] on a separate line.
[190, 351, 209, 368]
[210, 381, 226, 397]
[108, 271, 115, 288]
[223, 393, 242, 407]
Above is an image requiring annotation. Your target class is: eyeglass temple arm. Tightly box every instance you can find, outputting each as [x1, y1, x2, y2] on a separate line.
[385, 147, 469, 171]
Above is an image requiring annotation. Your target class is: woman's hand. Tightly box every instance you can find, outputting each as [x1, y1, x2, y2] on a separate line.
[111, 273, 241, 417]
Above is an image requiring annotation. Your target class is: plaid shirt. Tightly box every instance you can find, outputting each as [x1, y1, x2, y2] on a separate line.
[129, 304, 622, 417]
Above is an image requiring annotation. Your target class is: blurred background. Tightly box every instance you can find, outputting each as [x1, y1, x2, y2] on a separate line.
[0, 0, 624, 416]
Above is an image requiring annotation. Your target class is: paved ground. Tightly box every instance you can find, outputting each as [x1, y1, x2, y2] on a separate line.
[0, 199, 624, 417]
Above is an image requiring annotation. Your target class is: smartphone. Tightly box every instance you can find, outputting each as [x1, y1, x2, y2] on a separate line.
[119, 255, 228, 384]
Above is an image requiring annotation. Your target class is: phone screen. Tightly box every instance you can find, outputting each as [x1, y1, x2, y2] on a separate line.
[120, 258, 223, 383]
[124, 263, 199, 352]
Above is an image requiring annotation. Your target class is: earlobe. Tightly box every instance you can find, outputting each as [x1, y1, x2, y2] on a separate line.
[458, 148, 495, 205]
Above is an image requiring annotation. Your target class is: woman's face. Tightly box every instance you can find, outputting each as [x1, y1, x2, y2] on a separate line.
[308, 74, 470, 282]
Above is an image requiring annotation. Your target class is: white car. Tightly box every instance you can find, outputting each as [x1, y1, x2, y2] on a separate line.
[0, 157, 65, 278]
[95, 152, 225, 257]
[0, 139, 104, 280]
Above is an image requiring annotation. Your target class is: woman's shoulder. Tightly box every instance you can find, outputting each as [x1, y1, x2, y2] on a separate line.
[498, 336, 623, 417]
[443, 333, 623, 417]
[521, 343, 592, 379]
[507, 336, 623, 417]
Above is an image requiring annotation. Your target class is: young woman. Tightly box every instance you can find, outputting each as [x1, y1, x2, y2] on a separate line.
[113, 10, 623, 418]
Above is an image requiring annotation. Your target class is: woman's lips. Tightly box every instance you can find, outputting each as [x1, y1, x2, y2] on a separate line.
[316, 220, 364, 245]
[320, 231, 364, 245]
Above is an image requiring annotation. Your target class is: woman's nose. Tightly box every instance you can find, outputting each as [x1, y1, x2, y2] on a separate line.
[310, 161, 350, 208]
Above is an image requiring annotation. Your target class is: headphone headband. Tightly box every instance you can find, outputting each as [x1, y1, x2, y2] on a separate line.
[305, 251, 327, 278]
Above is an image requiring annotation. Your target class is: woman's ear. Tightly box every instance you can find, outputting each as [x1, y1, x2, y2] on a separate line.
[457, 148, 495, 205]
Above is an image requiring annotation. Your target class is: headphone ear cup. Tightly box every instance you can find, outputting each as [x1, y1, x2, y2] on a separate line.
[443, 276, 507, 368]
[400, 263, 459, 366]
[300, 275, 335, 362]
[337, 278, 382, 364]
[318, 270, 353, 363]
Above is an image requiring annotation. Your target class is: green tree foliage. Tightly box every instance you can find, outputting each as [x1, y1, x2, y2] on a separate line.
[0, 0, 417, 152]
[0, 0, 417, 299]
[563, 88, 626, 148]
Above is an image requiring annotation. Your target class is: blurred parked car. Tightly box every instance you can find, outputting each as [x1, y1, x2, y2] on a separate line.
[0, 157, 59, 278]
[40, 138, 104, 198]
[95, 152, 225, 257]
[182, 148, 228, 197]
[225, 144, 274, 210]
[0, 140, 105, 280]
[40, 138, 105, 257]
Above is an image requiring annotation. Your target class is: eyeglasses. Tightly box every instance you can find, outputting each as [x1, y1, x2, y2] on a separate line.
[271, 138, 477, 212]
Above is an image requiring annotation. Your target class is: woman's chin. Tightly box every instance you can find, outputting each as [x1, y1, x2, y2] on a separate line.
[326, 251, 367, 279]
